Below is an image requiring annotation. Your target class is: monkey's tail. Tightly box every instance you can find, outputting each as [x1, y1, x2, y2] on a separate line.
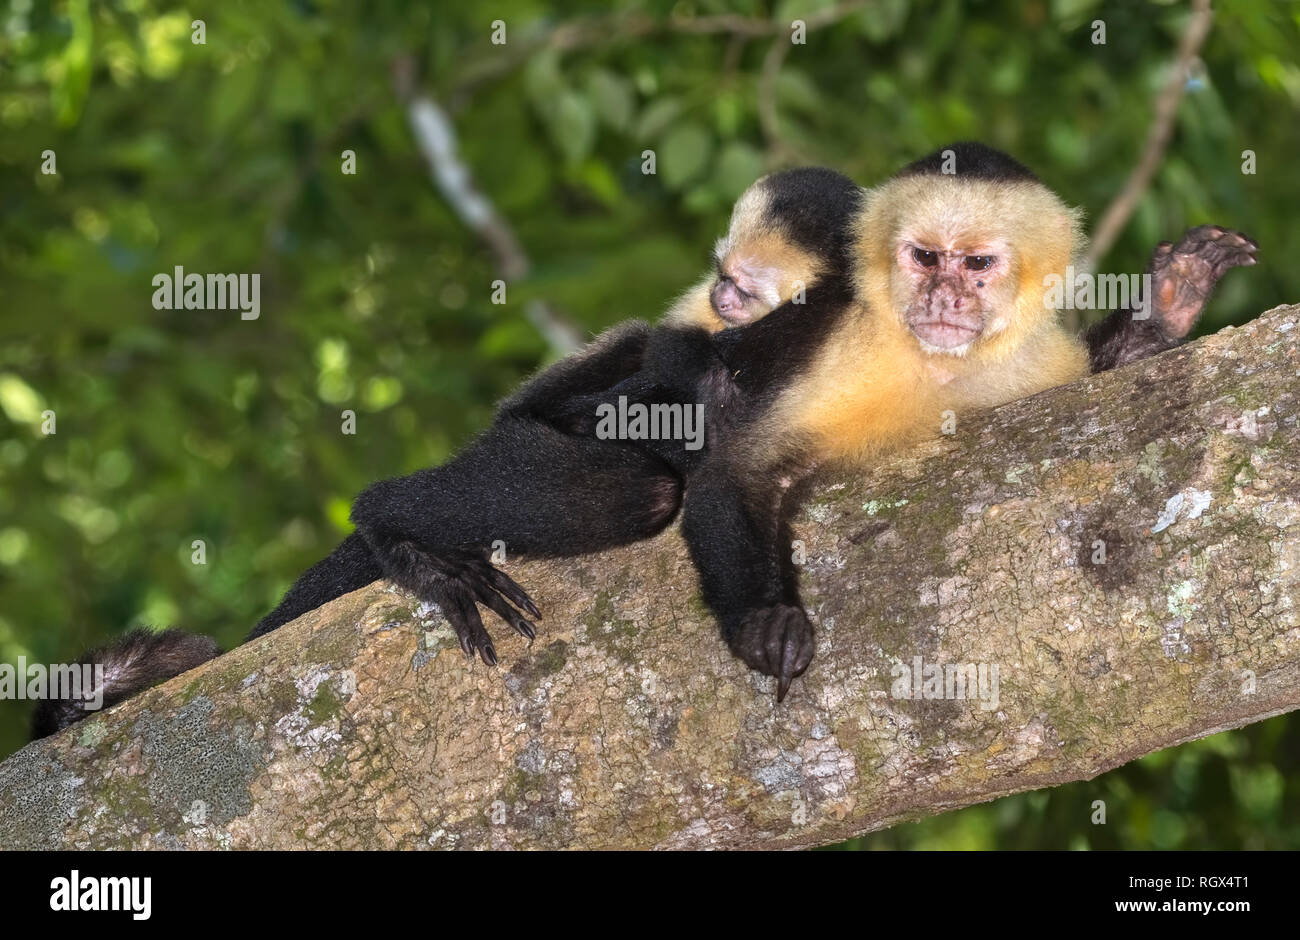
[30, 628, 222, 740]
[32, 535, 381, 741]
[245, 532, 382, 640]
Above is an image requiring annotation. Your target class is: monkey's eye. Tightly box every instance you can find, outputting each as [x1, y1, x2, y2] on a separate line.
[912, 248, 939, 267]
[964, 255, 994, 271]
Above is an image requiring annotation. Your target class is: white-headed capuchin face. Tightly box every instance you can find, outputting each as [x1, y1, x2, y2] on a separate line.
[894, 234, 1015, 355]
[664, 167, 862, 334]
[708, 233, 819, 326]
[859, 173, 1081, 358]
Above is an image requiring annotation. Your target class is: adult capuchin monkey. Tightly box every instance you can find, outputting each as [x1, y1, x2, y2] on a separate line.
[671, 142, 1257, 699]
[31, 167, 865, 737]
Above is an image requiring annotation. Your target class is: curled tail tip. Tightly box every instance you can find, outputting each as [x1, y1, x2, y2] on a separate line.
[29, 628, 222, 740]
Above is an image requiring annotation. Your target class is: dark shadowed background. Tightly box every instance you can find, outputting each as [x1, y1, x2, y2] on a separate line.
[1, 0, 1298, 847]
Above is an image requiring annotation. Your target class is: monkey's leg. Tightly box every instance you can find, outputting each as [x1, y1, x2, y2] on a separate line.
[251, 323, 662, 645]
[681, 447, 814, 700]
[352, 418, 682, 664]
[1084, 225, 1258, 372]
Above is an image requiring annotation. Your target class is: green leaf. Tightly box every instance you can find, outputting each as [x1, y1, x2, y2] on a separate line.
[477, 319, 547, 362]
[775, 69, 822, 116]
[635, 97, 683, 142]
[51, 0, 93, 126]
[269, 63, 313, 119]
[659, 123, 713, 190]
[854, 0, 912, 43]
[547, 91, 597, 166]
[711, 142, 766, 200]
[210, 61, 262, 133]
[585, 69, 635, 132]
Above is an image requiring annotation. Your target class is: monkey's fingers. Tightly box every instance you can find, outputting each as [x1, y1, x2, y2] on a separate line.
[1152, 225, 1259, 338]
[470, 582, 537, 641]
[439, 551, 543, 621]
[475, 563, 543, 620]
[774, 610, 815, 702]
[434, 581, 498, 666]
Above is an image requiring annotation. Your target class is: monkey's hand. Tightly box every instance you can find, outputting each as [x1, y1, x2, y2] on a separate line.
[1148, 225, 1258, 338]
[728, 604, 815, 702]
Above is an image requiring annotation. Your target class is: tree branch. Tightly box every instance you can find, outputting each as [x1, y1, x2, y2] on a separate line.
[447, 2, 872, 102]
[3, 303, 1299, 850]
[393, 55, 584, 354]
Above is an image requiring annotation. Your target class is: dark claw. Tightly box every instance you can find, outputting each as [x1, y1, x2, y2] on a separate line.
[729, 604, 816, 701]
[421, 551, 545, 667]
[489, 568, 543, 619]
[469, 559, 543, 621]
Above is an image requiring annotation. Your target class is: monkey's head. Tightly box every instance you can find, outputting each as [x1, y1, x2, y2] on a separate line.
[856, 142, 1085, 358]
[667, 167, 863, 331]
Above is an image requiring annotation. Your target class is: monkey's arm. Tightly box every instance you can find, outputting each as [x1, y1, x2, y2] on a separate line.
[498, 320, 653, 424]
[1084, 225, 1257, 372]
[680, 445, 815, 700]
[542, 325, 721, 472]
[555, 277, 852, 438]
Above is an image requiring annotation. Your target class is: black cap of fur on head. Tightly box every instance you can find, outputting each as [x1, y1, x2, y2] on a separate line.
[760, 166, 864, 262]
[897, 142, 1039, 183]
[29, 627, 221, 739]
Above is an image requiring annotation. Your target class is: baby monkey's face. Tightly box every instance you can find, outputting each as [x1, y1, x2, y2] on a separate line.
[710, 229, 820, 327]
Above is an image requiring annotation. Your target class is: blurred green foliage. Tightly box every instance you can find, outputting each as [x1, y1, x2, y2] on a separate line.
[1, 0, 1298, 847]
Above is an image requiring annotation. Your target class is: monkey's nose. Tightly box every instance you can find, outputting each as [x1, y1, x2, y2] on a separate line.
[711, 280, 740, 313]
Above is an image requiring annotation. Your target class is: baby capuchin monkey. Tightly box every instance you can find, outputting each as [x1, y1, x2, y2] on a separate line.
[31, 167, 864, 738]
[677, 142, 1257, 698]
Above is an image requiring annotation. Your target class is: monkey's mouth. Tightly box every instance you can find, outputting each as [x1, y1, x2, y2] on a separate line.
[909, 318, 982, 350]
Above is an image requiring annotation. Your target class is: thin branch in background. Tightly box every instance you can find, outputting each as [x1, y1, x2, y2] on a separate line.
[1081, 0, 1215, 273]
[756, 36, 807, 166]
[448, 1, 871, 105]
[401, 3, 875, 347]
[393, 55, 583, 354]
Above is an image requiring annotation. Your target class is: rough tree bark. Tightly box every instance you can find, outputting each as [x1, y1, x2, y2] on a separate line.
[3, 305, 1300, 850]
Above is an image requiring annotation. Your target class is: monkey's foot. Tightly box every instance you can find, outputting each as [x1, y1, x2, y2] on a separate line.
[729, 604, 815, 702]
[1149, 225, 1258, 337]
[405, 549, 541, 666]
